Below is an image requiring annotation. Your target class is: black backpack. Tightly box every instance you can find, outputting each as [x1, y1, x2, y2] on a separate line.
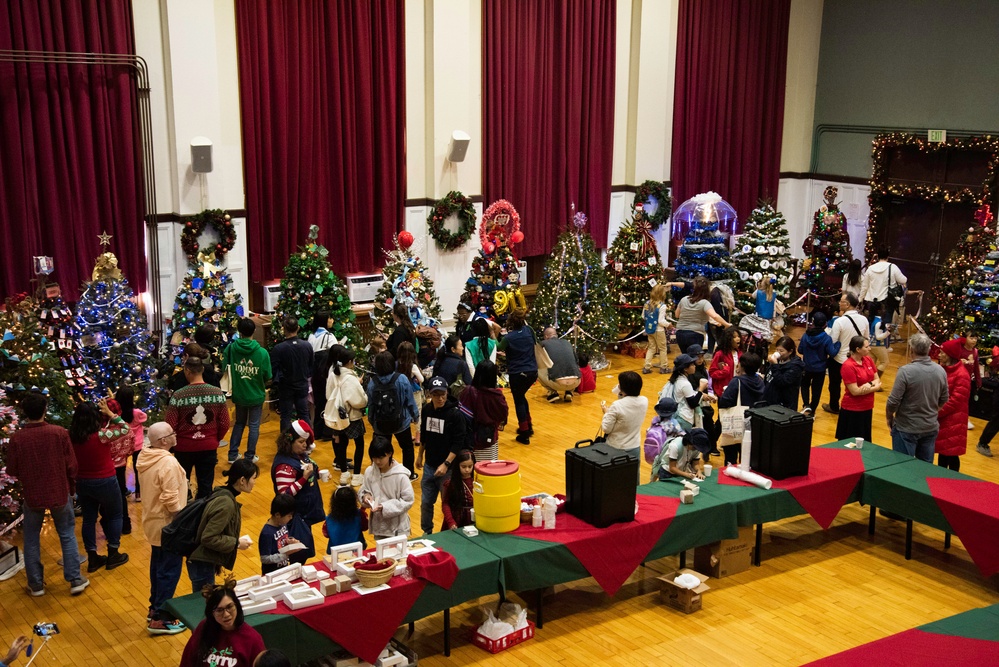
[161, 488, 229, 556]
[369, 373, 403, 434]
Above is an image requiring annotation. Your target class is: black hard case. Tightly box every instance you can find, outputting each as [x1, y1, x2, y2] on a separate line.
[746, 405, 813, 480]
[565, 439, 639, 528]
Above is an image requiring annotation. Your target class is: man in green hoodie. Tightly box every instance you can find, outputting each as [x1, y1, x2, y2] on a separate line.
[222, 318, 273, 463]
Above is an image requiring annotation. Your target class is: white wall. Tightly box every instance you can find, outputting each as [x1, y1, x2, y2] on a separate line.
[780, 0, 824, 173]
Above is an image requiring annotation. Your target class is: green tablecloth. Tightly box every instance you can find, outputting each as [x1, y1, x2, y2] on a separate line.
[693, 473, 804, 526]
[918, 603, 999, 641]
[164, 531, 502, 665]
[817, 440, 917, 471]
[637, 480, 740, 560]
[860, 457, 977, 531]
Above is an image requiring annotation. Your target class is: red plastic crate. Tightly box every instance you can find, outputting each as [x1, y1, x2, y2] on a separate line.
[471, 620, 536, 653]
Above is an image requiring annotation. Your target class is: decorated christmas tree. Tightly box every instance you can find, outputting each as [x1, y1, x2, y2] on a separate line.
[275, 225, 360, 347]
[457, 200, 526, 322]
[0, 294, 75, 426]
[605, 204, 667, 331]
[731, 203, 793, 315]
[37, 289, 94, 400]
[372, 232, 443, 335]
[76, 242, 162, 412]
[961, 206, 999, 347]
[798, 186, 853, 307]
[0, 388, 21, 530]
[672, 192, 738, 284]
[531, 210, 619, 359]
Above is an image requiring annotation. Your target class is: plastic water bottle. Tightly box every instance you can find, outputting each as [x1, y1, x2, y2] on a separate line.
[532, 505, 543, 527]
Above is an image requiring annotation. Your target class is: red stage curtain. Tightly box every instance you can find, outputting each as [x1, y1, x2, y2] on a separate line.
[0, 0, 144, 300]
[235, 0, 405, 280]
[482, 0, 616, 256]
[670, 0, 791, 236]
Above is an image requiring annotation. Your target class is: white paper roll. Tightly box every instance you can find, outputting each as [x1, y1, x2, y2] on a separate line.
[723, 465, 773, 490]
[739, 420, 752, 471]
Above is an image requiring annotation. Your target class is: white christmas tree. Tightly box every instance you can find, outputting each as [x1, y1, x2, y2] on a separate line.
[731, 203, 793, 316]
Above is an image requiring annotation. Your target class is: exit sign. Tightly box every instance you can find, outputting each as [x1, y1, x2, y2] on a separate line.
[928, 129, 947, 142]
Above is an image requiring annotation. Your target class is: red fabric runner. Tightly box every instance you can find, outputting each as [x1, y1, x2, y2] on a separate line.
[263, 562, 425, 664]
[717, 448, 864, 529]
[512, 494, 680, 596]
[805, 628, 999, 665]
[926, 477, 999, 577]
[408, 550, 459, 590]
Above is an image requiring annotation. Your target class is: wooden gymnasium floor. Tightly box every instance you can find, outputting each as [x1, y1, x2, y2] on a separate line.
[3, 330, 998, 666]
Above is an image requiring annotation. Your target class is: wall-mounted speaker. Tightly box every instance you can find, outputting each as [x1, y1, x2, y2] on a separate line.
[191, 136, 213, 173]
[447, 130, 470, 163]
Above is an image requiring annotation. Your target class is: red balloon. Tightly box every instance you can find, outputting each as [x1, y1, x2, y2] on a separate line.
[510, 231, 525, 245]
[398, 231, 414, 248]
[483, 242, 496, 254]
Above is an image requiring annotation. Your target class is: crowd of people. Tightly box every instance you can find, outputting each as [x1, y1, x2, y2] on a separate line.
[6, 252, 999, 666]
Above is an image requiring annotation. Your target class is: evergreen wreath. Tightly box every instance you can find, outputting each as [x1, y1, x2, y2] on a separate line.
[180, 209, 236, 266]
[427, 191, 477, 251]
[633, 180, 672, 230]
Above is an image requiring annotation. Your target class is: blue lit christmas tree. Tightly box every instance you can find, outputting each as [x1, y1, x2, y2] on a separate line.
[673, 192, 738, 284]
[76, 247, 162, 412]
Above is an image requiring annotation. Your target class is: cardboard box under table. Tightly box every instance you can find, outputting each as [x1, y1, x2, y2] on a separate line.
[163, 530, 501, 665]
[693, 525, 755, 578]
[658, 569, 710, 614]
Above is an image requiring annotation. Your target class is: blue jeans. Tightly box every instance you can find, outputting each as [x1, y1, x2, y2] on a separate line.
[420, 464, 448, 534]
[22, 497, 82, 590]
[77, 476, 123, 552]
[892, 428, 937, 463]
[187, 559, 216, 594]
[676, 330, 704, 356]
[279, 393, 311, 434]
[149, 546, 184, 619]
[229, 403, 263, 460]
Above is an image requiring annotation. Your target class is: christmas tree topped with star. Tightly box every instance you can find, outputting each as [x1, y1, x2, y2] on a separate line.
[731, 203, 792, 316]
[76, 235, 163, 413]
[275, 225, 360, 348]
[605, 204, 668, 331]
[457, 200, 526, 323]
[531, 210, 619, 359]
[673, 192, 738, 284]
[798, 186, 853, 308]
[373, 233, 443, 335]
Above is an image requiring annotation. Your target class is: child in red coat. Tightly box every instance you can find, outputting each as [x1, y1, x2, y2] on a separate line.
[576, 352, 596, 394]
[937, 339, 972, 471]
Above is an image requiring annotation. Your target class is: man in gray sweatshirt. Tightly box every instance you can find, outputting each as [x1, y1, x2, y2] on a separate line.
[885, 334, 948, 462]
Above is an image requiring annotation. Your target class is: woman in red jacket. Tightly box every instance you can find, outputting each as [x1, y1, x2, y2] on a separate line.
[709, 327, 741, 396]
[936, 339, 972, 471]
[458, 360, 509, 462]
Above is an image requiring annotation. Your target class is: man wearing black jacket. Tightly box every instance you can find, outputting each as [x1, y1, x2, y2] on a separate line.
[416, 377, 468, 534]
[271, 317, 314, 434]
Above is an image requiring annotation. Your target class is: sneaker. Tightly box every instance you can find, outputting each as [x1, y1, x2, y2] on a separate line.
[547, 391, 561, 404]
[228, 455, 239, 464]
[87, 554, 108, 573]
[642, 368, 652, 375]
[218, 439, 229, 449]
[563, 392, 573, 403]
[69, 578, 90, 595]
[339, 472, 352, 486]
[147, 606, 154, 622]
[106, 552, 129, 570]
[409, 472, 419, 482]
[122, 521, 132, 536]
[977, 444, 993, 458]
[245, 454, 260, 463]
[968, 421, 975, 430]
[660, 367, 670, 374]
[27, 586, 45, 597]
[516, 433, 530, 445]
[57, 553, 87, 567]
[147, 619, 186, 636]
[801, 407, 813, 417]
[821, 403, 839, 415]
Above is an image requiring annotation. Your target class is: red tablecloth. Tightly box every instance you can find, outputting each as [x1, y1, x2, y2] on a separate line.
[927, 477, 999, 577]
[717, 448, 864, 529]
[805, 628, 999, 665]
[263, 562, 425, 664]
[511, 494, 681, 596]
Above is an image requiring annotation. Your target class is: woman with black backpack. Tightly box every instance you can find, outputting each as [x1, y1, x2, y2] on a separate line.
[366, 351, 420, 481]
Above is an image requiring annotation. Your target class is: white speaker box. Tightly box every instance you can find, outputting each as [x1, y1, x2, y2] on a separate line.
[191, 136, 213, 173]
[447, 130, 470, 163]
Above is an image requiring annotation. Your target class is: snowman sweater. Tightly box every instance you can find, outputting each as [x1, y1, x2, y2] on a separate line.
[166, 381, 232, 452]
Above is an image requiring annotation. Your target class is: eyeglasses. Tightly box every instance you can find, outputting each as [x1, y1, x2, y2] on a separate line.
[213, 603, 237, 617]
[156, 431, 176, 441]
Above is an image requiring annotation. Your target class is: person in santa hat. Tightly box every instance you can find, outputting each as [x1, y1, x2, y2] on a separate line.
[269, 420, 324, 562]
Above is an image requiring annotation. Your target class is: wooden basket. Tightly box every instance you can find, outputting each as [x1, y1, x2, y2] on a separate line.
[354, 558, 396, 588]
